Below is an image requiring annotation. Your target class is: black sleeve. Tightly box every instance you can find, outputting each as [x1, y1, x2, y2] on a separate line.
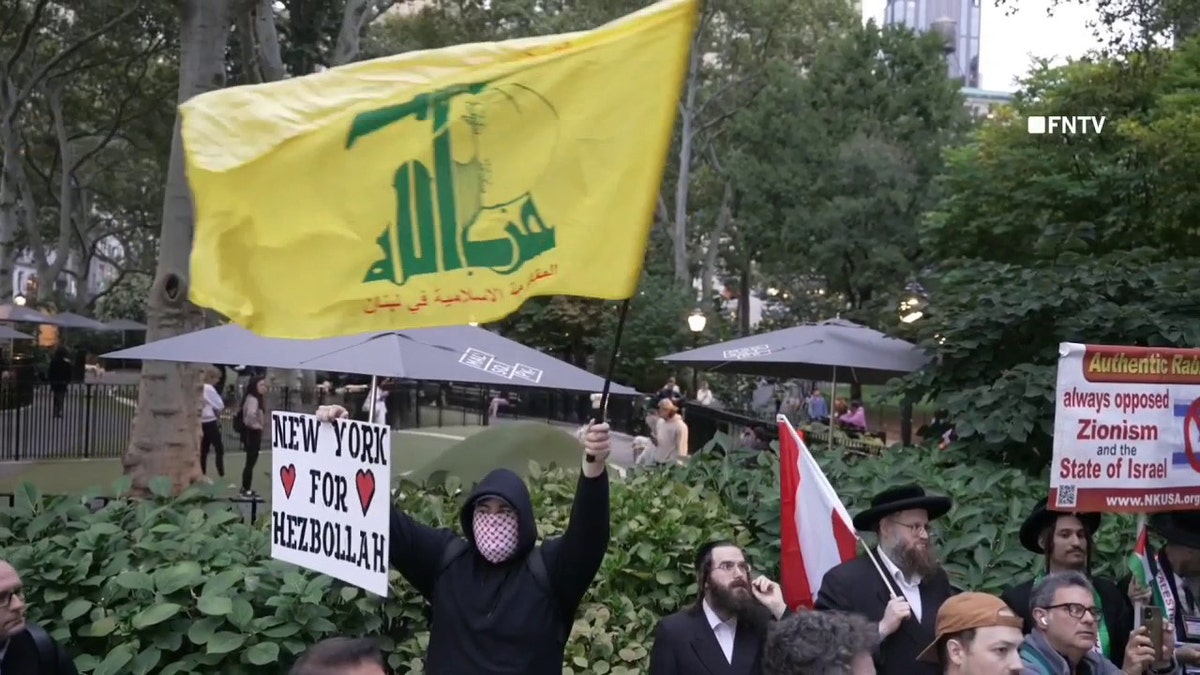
[814, 569, 851, 611]
[543, 468, 610, 614]
[389, 507, 459, 598]
[58, 644, 79, 675]
[648, 620, 678, 674]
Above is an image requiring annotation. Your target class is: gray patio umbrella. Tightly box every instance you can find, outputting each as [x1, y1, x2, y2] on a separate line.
[0, 325, 34, 340]
[52, 312, 109, 330]
[657, 318, 927, 384]
[103, 318, 147, 331]
[102, 324, 637, 395]
[0, 304, 62, 325]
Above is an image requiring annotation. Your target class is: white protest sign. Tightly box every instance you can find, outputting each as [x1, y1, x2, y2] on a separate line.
[270, 411, 391, 596]
[1051, 343, 1200, 513]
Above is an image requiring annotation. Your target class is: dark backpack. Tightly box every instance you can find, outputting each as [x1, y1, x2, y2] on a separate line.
[27, 623, 61, 672]
[437, 538, 568, 643]
[232, 407, 245, 434]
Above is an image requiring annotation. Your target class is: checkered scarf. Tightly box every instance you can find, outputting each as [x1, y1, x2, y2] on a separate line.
[473, 510, 519, 564]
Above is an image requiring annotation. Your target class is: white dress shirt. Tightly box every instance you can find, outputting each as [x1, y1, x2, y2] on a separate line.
[877, 547, 924, 622]
[702, 599, 737, 664]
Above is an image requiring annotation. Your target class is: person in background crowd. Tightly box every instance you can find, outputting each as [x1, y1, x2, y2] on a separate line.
[238, 376, 267, 497]
[807, 387, 830, 423]
[834, 397, 849, 419]
[200, 366, 226, 479]
[317, 405, 612, 675]
[817, 485, 957, 675]
[696, 380, 714, 406]
[362, 378, 388, 426]
[649, 541, 790, 674]
[638, 398, 688, 466]
[289, 637, 386, 675]
[838, 399, 868, 433]
[1139, 512, 1200, 671]
[918, 409, 954, 445]
[656, 377, 681, 405]
[917, 592, 1025, 675]
[1002, 498, 1133, 667]
[0, 560, 78, 674]
[212, 364, 229, 395]
[763, 610, 878, 674]
[46, 348, 71, 419]
[1020, 572, 1179, 674]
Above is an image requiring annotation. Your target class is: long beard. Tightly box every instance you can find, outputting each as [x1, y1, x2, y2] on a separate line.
[889, 540, 941, 579]
[709, 581, 757, 617]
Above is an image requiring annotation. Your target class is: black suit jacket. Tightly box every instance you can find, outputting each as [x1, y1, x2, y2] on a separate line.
[648, 604, 784, 675]
[815, 554, 955, 675]
[1000, 575, 1133, 668]
[1, 625, 78, 675]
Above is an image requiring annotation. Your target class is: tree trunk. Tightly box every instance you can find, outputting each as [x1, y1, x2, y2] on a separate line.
[699, 179, 732, 303]
[122, 0, 234, 496]
[671, 38, 702, 286]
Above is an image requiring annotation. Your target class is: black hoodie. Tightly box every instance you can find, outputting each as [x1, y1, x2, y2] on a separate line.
[389, 465, 610, 674]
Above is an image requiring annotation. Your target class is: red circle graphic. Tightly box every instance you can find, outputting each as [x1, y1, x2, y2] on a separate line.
[1184, 398, 1200, 474]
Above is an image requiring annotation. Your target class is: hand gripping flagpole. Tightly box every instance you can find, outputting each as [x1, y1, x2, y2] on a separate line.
[586, 298, 632, 463]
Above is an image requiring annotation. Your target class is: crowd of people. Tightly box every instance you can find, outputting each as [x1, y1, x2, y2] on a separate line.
[3, 396, 1197, 674]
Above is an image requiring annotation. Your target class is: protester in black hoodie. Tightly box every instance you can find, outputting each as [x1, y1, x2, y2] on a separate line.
[316, 405, 612, 674]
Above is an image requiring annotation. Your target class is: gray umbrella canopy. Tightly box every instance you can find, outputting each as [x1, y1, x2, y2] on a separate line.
[103, 324, 637, 394]
[0, 325, 34, 340]
[52, 312, 109, 330]
[0, 304, 62, 325]
[103, 318, 147, 331]
[657, 318, 927, 384]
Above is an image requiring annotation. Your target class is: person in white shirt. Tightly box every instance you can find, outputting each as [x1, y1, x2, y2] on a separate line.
[648, 541, 789, 674]
[200, 367, 226, 478]
[361, 380, 389, 427]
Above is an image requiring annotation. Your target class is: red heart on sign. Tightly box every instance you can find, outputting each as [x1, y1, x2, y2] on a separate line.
[280, 465, 297, 498]
[356, 469, 376, 516]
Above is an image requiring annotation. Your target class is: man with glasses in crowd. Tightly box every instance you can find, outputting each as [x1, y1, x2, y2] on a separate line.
[1020, 571, 1180, 674]
[817, 485, 957, 675]
[648, 541, 790, 674]
[0, 560, 77, 674]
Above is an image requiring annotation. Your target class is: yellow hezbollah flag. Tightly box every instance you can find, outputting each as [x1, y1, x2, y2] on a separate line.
[182, 0, 698, 339]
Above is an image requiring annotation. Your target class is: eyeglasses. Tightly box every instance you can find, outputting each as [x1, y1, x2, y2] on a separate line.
[1044, 603, 1102, 620]
[0, 587, 24, 608]
[715, 561, 752, 575]
[893, 521, 936, 538]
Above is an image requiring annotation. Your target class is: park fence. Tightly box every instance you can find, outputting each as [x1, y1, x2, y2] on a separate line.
[0, 381, 644, 462]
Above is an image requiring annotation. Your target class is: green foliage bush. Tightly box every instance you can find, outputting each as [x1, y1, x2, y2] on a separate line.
[1, 466, 757, 674]
[687, 435, 1140, 595]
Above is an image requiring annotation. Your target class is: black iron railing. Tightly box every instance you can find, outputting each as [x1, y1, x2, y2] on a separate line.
[0, 380, 642, 461]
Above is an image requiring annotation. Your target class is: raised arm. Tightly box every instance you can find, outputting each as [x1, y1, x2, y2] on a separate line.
[543, 423, 612, 614]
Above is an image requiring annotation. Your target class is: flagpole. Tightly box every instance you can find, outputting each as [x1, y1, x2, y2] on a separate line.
[1134, 513, 1148, 627]
[589, 298, 631, 463]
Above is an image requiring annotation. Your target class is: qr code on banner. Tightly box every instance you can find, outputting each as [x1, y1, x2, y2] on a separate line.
[1058, 485, 1078, 508]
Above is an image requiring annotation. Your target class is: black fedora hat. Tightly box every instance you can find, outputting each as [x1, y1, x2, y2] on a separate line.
[1018, 497, 1102, 553]
[1149, 511, 1200, 550]
[853, 485, 952, 531]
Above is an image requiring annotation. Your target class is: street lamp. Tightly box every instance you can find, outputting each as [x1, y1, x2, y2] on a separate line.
[899, 296, 924, 323]
[687, 309, 707, 396]
[12, 294, 25, 307]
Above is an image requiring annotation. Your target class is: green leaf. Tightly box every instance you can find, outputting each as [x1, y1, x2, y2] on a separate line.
[93, 643, 135, 675]
[207, 631, 247, 655]
[197, 595, 233, 617]
[131, 602, 182, 629]
[148, 476, 174, 497]
[154, 561, 203, 595]
[114, 570, 155, 592]
[245, 641, 281, 665]
[61, 598, 93, 622]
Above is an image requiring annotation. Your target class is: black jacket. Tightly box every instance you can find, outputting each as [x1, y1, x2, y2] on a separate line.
[815, 554, 955, 675]
[1001, 575, 1133, 668]
[1, 625, 78, 675]
[389, 466, 610, 675]
[648, 603, 789, 675]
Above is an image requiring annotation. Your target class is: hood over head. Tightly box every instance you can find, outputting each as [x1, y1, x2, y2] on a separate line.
[460, 468, 538, 560]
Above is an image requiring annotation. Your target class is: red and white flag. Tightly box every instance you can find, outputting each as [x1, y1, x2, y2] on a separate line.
[778, 414, 859, 609]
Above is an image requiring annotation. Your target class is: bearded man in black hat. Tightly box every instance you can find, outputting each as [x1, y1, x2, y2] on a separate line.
[1137, 511, 1200, 672]
[815, 485, 956, 675]
[1000, 497, 1134, 668]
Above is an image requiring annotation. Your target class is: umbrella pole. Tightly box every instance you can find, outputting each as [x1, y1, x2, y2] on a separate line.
[368, 374, 377, 424]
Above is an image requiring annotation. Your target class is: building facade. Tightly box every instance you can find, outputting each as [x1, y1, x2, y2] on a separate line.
[884, 0, 981, 87]
[9, 236, 124, 303]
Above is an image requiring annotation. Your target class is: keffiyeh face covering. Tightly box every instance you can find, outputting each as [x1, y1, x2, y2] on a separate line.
[473, 510, 519, 563]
